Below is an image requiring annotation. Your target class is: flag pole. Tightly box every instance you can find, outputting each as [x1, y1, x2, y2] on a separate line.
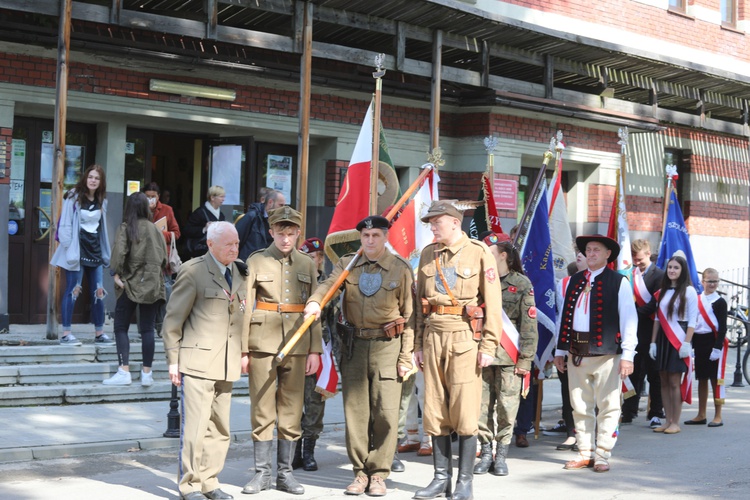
[512, 139, 555, 249]
[660, 165, 677, 237]
[276, 164, 435, 362]
[548, 131, 564, 218]
[370, 54, 386, 216]
[484, 136, 498, 230]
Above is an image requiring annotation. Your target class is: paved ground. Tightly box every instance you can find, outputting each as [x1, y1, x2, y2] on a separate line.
[2, 325, 750, 499]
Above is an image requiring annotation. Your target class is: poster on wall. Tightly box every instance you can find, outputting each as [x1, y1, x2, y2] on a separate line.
[11, 139, 25, 180]
[126, 180, 141, 196]
[40, 144, 85, 185]
[211, 145, 242, 206]
[266, 155, 293, 203]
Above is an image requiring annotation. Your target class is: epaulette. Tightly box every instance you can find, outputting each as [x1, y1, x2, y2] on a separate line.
[234, 259, 249, 276]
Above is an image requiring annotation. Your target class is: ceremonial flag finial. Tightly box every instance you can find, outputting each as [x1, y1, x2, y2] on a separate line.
[483, 136, 498, 154]
[618, 127, 629, 155]
[426, 147, 445, 168]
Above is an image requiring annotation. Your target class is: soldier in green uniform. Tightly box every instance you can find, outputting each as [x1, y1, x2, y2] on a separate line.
[292, 237, 340, 472]
[474, 232, 537, 477]
[304, 215, 414, 497]
[414, 200, 502, 500]
[241, 206, 322, 496]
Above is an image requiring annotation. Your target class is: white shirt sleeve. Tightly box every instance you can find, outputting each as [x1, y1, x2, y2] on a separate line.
[618, 277, 638, 362]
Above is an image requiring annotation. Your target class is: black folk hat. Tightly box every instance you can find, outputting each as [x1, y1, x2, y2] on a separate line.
[575, 234, 620, 263]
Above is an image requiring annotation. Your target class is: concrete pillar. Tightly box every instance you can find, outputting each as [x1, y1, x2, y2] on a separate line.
[95, 120, 126, 318]
[0, 99, 14, 331]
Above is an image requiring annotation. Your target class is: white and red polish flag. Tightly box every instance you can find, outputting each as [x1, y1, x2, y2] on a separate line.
[315, 335, 339, 399]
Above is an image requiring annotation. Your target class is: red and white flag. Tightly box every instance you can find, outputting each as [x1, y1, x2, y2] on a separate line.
[622, 376, 636, 399]
[315, 335, 339, 399]
[388, 167, 439, 269]
[547, 151, 575, 280]
[498, 309, 532, 397]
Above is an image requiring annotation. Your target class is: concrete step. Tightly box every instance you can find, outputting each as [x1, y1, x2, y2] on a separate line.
[3, 361, 170, 386]
[0, 341, 165, 365]
[0, 376, 249, 406]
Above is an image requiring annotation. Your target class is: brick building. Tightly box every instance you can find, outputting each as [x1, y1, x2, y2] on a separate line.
[0, 0, 748, 326]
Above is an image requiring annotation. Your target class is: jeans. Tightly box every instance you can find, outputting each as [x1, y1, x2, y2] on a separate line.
[61, 265, 105, 330]
[113, 293, 158, 368]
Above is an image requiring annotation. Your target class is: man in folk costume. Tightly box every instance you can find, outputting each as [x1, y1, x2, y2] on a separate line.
[622, 239, 666, 428]
[413, 200, 502, 500]
[685, 268, 728, 427]
[554, 235, 637, 473]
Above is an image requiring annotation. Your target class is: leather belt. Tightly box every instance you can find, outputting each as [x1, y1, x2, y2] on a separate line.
[255, 302, 305, 313]
[429, 305, 464, 315]
[353, 328, 390, 340]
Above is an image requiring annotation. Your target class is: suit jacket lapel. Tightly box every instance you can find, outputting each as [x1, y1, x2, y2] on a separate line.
[205, 254, 228, 291]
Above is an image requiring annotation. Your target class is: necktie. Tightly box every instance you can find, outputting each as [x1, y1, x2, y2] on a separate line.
[224, 267, 232, 290]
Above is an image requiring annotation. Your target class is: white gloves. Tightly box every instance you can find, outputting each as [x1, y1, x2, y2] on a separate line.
[709, 348, 722, 362]
[649, 343, 657, 360]
[678, 342, 692, 359]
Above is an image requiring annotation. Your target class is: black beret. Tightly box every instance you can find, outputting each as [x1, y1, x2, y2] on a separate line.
[356, 215, 391, 231]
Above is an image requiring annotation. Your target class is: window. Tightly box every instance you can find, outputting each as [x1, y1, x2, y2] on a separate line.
[668, 0, 686, 11]
[721, 0, 736, 27]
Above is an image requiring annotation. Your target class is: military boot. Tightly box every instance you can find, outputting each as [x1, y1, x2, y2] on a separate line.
[292, 438, 303, 470]
[413, 435, 452, 499]
[302, 437, 318, 471]
[276, 439, 305, 495]
[242, 440, 273, 494]
[491, 444, 509, 476]
[473, 442, 493, 475]
[453, 435, 476, 500]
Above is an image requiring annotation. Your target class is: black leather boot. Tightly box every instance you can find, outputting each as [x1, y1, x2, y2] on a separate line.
[292, 438, 303, 470]
[452, 435, 476, 500]
[491, 444, 509, 476]
[473, 442, 493, 475]
[302, 438, 318, 471]
[276, 439, 305, 495]
[413, 435, 452, 499]
[241, 440, 273, 494]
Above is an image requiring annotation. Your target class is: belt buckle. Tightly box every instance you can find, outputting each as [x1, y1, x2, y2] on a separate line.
[276, 304, 283, 313]
[436, 305, 445, 314]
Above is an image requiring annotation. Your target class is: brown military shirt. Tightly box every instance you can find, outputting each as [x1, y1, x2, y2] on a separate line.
[245, 244, 322, 356]
[494, 271, 537, 371]
[415, 232, 502, 357]
[308, 250, 415, 369]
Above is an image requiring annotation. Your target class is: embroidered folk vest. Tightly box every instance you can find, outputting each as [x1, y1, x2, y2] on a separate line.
[557, 267, 625, 355]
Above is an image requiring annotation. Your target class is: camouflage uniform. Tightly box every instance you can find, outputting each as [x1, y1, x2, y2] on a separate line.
[478, 271, 538, 446]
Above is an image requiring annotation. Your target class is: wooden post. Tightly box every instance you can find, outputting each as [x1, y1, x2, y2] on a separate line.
[370, 54, 386, 216]
[46, 0, 72, 339]
[430, 30, 442, 151]
[297, 1, 312, 239]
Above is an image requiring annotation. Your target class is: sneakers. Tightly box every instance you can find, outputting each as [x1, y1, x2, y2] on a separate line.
[94, 333, 116, 345]
[542, 420, 567, 436]
[103, 368, 132, 385]
[59, 334, 82, 346]
[649, 417, 662, 429]
[141, 370, 154, 387]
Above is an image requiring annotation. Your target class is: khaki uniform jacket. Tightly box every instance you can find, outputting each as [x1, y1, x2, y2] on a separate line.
[245, 245, 322, 356]
[162, 255, 247, 382]
[110, 219, 168, 304]
[308, 250, 415, 369]
[494, 271, 538, 371]
[415, 233, 502, 357]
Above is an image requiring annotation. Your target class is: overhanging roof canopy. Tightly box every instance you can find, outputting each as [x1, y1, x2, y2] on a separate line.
[1, 0, 748, 129]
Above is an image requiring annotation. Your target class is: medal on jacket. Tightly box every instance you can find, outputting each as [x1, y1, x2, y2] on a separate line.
[359, 272, 382, 297]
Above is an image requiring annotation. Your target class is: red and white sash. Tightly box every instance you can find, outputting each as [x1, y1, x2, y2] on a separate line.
[656, 301, 692, 404]
[632, 267, 652, 307]
[697, 294, 728, 404]
[499, 308, 531, 397]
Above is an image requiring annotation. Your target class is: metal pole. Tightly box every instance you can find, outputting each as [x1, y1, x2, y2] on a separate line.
[369, 54, 385, 216]
[46, 0, 72, 339]
[163, 384, 181, 437]
[296, 1, 312, 239]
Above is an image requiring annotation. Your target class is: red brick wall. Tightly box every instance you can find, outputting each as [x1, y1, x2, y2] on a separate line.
[0, 127, 10, 184]
[627, 194, 665, 232]
[588, 184, 615, 223]
[501, 1, 748, 59]
[686, 201, 750, 237]
[325, 160, 348, 207]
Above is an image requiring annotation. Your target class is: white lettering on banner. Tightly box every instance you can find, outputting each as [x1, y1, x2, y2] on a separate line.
[666, 221, 689, 235]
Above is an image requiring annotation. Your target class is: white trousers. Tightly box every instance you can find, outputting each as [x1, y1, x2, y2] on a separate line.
[567, 355, 622, 462]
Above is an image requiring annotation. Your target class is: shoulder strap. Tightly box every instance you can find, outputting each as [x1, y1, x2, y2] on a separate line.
[435, 254, 459, 306]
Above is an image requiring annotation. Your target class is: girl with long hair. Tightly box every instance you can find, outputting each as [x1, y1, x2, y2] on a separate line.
[50, 164, 113, 346]
[649, 255, 698, 434]
[103, 192, 167, 386]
